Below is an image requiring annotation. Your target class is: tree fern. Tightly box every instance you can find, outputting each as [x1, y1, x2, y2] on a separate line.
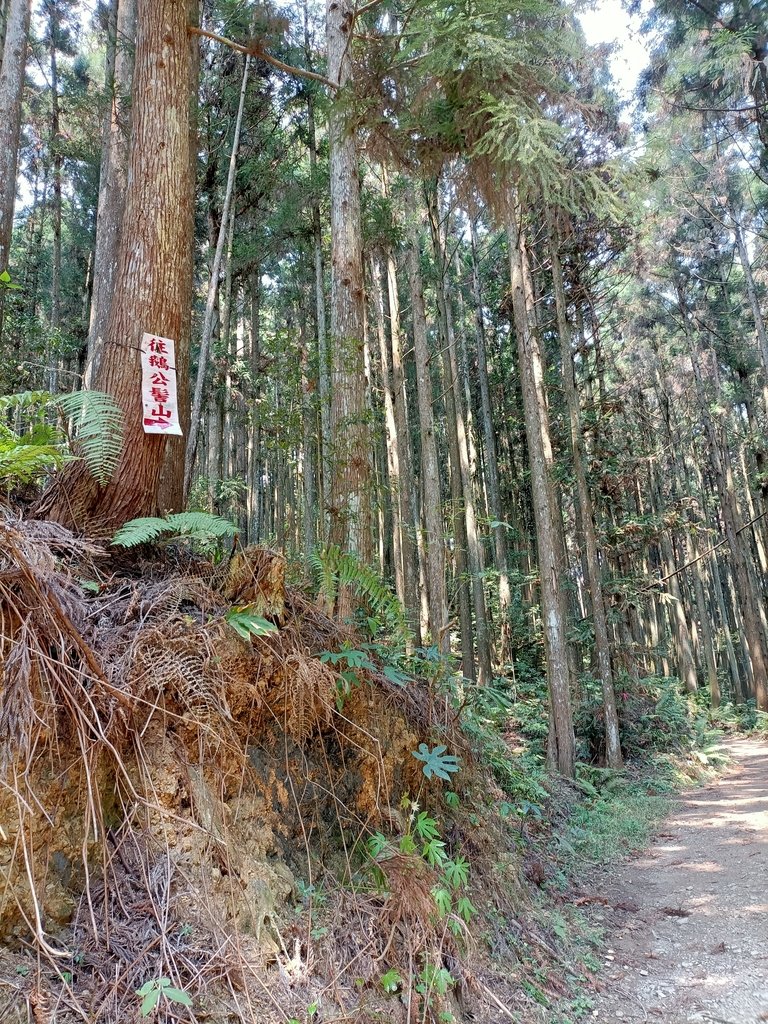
[111, 511, 238, 548]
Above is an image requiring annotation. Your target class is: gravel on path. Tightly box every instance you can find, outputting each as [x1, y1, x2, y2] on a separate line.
[578, 739, 768, 1024]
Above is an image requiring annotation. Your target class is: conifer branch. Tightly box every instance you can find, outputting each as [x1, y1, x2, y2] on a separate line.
[188, 27, 338, 90]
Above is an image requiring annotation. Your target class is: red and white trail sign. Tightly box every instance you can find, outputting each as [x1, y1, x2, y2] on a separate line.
[140, 332, 183, 435]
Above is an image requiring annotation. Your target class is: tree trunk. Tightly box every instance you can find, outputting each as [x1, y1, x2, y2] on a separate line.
[684, 292, 768, 710]
[731, 215, 768, 411]
[42, 0, 197, 532]
[383, 227, 421, 644]
[506, 204, 575, 776]
[247, 270, 262, 544]
[86, 0, 137, 386]
[0, 0, 31, 340]
[549, 217, 622, 768]
[48, 4, 62, 391]
[406, 193, 449, 655]
[326, 0, 371, 582]
[307, 90, 330, 535]
[427, 186, 491, 684]
[185, 53, 250, 497]
[470, 218, 511, 663]
[370, 251, 404, 599]
[300, 303, 317, 556]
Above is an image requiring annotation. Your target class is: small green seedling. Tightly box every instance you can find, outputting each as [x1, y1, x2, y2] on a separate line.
[380, 968, 402, 993]
[136, 978, 192, 1016]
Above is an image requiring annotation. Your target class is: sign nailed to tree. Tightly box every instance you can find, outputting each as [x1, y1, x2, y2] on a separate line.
[140, 332, 183, 435]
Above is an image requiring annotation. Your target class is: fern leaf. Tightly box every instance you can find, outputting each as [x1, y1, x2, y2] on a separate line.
[111, 517, 170, 547]
[311, 544, 411, 648]
[0, 440, 68, 484]
[163, 512, 238, 539]
[111, 511, 237, 548]
[55, 391, 123, 486]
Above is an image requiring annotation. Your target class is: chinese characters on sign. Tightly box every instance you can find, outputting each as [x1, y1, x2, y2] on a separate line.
[140, 333, 183, 435]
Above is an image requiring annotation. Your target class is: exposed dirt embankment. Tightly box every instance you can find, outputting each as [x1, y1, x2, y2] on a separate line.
[0, 515, 532, 1024]
[584, 739, 768, 1024]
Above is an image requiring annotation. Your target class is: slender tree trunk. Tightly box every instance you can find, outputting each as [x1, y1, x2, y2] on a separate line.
[42, 0, 197, 531]
[300, 304, 317, 556]
[184, 53, 250, 496]
[406, 192, 449, 655]
[307, 91, 331, 532]
[732, 215, 768, 411]
[689, 530, 721, 707]
[48, 2, 62, 390]
[427, 187, 491, 684]
[383, 223, 421, 644]
[86, 0, 137, 385]
[0, 0, 31, 341]
[470, 218, 511, 663]
[711, 548, 744, 701]
[247, 269, 262, 543]
[325, 0, 371, 585]
[506, 204, 575, 776]
[371, 252, 404, 599]
[549, 219, 622, 768]
[684, 292, 768, 709]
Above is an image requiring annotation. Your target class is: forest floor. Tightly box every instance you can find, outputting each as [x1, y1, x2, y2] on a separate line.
[576, 738, 768, 1024]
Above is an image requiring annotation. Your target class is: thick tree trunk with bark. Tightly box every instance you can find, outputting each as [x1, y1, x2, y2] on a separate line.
[86, 0, 137, 386]
[42, 0, 196, 532]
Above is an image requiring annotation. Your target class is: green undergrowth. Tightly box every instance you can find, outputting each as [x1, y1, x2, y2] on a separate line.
[707, 697, 768, 736]
[448, 664, 738, 1022]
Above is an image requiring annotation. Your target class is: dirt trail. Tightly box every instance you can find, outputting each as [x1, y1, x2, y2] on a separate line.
[582, 739, 768, 1024]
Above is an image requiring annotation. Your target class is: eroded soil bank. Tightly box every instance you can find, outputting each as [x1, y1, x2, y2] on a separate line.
[582, 739, 768, 1024]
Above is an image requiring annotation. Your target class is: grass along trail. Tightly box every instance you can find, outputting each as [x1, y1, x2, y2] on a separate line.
[579, 739, 768, 1023]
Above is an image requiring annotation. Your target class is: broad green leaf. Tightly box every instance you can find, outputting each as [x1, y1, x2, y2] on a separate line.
[140, 988, 161, 1016]
[163, 986, 192, 1007]
[225, 608, 278, 640]
[412, 743, 461, 781]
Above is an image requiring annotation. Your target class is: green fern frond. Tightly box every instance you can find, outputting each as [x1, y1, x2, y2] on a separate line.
[312, 544, 411, 647]
[55, 391, 123, 486]
[0, 389, 124, 488]
[309, 546, 337, 604]
[111, 511, 237, 548]
[0, 439, 68, 484]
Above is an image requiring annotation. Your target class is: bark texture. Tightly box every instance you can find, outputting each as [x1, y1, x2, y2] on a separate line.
[326, 0, 371, 573]
[507, 207, 575, 776]
[42, 0, 196, 532]
[86, 0, 137, 386]
[0, 0, 31, 336]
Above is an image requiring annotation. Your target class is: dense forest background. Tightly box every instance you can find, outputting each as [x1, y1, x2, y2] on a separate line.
[1, 0, 768, 771]
[1, 1, 768, 1020]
